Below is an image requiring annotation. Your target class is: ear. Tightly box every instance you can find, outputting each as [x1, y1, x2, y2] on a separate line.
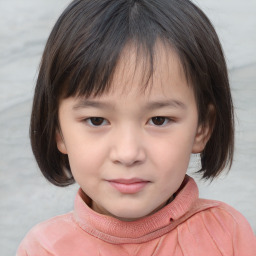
[56, 129, 67, 154]
[192, 105, 215, 153]
[192, 124, 211, 153]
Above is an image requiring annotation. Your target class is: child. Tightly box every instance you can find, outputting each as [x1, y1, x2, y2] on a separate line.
[17, 0, 256, 255]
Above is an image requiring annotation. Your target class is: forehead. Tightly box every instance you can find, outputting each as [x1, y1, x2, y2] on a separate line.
[66, 42, 197, 113]
[59, 42, 198, 120]
[104, 42, 191, 99]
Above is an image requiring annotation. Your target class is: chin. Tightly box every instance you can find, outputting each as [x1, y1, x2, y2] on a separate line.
[110, 208, 151, 222]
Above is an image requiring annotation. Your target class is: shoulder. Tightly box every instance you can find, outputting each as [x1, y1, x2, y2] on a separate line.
[194, 198, 254, 231]
[16, 212, 79, 256]
[181, 198, 256, 255]
[25, 212, 77, 238]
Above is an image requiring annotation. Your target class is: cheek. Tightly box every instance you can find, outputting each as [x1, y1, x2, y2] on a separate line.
[67, 148, 99, 189]
[68, 144, 99, 168]
[65, 136, 109, 179]
[151, 131, 194, 167]
[152, 139, 193, 197]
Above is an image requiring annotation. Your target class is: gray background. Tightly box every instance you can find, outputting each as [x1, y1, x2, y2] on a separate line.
[0, 0, 255, 255]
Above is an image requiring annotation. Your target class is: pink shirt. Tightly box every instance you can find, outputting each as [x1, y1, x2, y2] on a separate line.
[17, 176, 256, 255]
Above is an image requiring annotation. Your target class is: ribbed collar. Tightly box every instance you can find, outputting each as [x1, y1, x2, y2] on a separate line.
[73, 175, 199, 244]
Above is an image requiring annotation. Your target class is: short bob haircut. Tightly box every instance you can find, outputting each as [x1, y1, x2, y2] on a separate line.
[30, 0, 234, 186]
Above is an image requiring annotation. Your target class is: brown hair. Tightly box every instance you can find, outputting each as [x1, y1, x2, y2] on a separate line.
[30, 0, 234, 186]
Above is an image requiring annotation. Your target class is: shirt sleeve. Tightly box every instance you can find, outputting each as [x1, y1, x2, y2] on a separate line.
[210, 204, 256, 255]
[16, 227, 54, 256]
[231, 209, 256, 255]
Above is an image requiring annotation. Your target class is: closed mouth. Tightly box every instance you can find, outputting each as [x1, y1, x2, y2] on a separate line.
[107, 178, 150, 194]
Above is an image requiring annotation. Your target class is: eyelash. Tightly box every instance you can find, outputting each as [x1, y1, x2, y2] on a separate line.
[84, 117, 109, 127]
[83, 116, 173, 127]
[148, 116, 172, 126]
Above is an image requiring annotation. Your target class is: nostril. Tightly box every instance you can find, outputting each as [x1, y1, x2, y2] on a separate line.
[110, 144, 146, 166]
[113, 158, 142, 167]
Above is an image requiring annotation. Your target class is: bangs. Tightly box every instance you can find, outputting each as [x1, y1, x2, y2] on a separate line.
[66, 39, 157, 99]
[52, 0, 161, 100]
[32, 0, 234, 185]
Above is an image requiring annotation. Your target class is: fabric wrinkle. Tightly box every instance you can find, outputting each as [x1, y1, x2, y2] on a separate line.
[16, 176, 256, 256]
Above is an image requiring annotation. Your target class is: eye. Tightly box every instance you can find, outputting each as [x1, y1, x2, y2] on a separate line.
[85, 117, 109, 127]
[148, 116, 170, 126]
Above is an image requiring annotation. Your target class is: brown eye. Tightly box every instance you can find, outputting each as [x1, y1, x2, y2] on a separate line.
[88, 117, 106, 126]
[150, 116, 168, 126]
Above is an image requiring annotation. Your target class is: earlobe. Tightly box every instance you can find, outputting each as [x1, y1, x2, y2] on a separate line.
[56, 130, 67, 154]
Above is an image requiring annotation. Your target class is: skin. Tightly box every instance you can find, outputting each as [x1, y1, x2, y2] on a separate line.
[56, 43, 211, 221]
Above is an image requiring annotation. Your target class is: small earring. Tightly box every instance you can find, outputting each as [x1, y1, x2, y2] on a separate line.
[188, 153, 201, 173]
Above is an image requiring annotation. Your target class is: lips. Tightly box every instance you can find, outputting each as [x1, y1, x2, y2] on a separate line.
[107, 178, 150, 194]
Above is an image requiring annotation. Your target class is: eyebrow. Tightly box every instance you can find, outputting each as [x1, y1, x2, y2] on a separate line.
[144, 100, 187, 110]
[73, 100, 114, 110]
[72, 99, 187, 111]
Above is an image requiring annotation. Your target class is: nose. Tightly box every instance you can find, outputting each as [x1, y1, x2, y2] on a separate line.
[110, 126, 146, 166]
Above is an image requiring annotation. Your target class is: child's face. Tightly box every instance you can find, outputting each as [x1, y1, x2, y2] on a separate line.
[56, 44, 210, 221]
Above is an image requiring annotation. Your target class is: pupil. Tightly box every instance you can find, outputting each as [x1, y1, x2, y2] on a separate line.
[91, 117, 104, 126]
[152, 117, 165, 125]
